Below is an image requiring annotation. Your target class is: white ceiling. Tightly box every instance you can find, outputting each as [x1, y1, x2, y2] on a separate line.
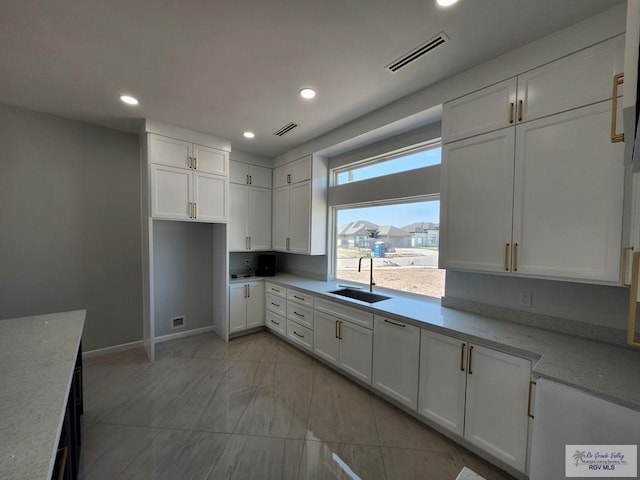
[0, 0, 624, 157]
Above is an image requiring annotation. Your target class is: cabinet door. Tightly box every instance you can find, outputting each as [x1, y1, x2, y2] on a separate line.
[288, 181, 311, 254]
[273, 164, 289, 189]
[150, 164, 191, 220]
[464, 344, 531, 472]
[289, 155, 312, 184]
[193, 172, 227, 222]
[272, 186, 290, 251]
[246, 282, 265, 328]
[372, 315, 420, 409]
[512, 101, 625, 283]
[442, 78, 517, 143]
[517, 35, 624, 124]
[418, 330, 466, 436]
[193, 143, 228, 176]
[339, 320, 373, 384]
[440, 129, 515, 272]
[248, 165, 272, 189]
[247, 187, 272, 251]
[229, 161, 249, 185]
[313, 312, 340, 366]
[228, 183, 249, 251]
[229, 284, 247, 333]
[148, 134, 192, 169]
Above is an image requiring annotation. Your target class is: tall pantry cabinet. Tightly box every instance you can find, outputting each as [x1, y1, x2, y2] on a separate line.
[141, 120, 231, 361]
[440, 35, 626, 285]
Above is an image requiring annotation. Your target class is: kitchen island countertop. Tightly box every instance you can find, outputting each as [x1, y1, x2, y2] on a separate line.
[0, 310, 85, 480]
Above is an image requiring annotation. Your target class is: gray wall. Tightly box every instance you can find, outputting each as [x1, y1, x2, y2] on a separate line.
[445, 271, 629, 331]
[153, 220, 213, 337]
[0, 104, 142, 351]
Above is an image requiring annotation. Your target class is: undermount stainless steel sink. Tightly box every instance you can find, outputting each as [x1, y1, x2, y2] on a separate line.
[329, 288, 391, 303]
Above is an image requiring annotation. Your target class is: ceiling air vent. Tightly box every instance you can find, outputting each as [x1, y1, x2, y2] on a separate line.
[273, 122, 298, 137]
[385, 32, 449, 73]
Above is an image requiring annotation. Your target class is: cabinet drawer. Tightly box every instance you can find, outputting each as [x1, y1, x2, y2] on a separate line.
[287, 320, 313, 351]
[265, 311, 286, 336]
[287, 301, 313, 329]
[287, 289, 314, 308]
[266, 294, 286, 317]
[314, 298, 373, 329]
[266, 282, 286, 298]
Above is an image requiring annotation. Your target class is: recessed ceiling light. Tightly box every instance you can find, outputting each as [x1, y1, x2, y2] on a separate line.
[436, 0, 459, 6]
[119, 95, 139, 105]
[243, 131, 255, 139]
[299, 88, 316, 100]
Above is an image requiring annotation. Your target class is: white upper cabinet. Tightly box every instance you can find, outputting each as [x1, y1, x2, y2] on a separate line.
[516, 36, 624, 124]
[443, 78, 517, 143]
[230, 161, 272, 189]
[440, 35, 626, 284]
[273, 155, 312, 188]
[147, 132, 229, 223]
[512, 102, 625, 282]
[272, 155, 327, 255]
[443, 36, 623, 144]
[440, 129, 515, 273]
[228, 183, 272, 251]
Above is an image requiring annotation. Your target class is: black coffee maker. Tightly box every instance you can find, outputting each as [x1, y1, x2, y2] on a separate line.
[256, 254, 276, 277]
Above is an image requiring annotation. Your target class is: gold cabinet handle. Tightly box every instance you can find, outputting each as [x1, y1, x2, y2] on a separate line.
[623, 246, 634, 287]
[611, 72, 625, 143]
[194, 156, 198, 170]
[468, 345, 474, 374]
[628, 252, 640, 348]
[335, 319, 339, 339]
[293, 331, 305, 338]
[293, 311, 304, 318]
[339, 320, 343, 340]
[293, 295, 304, 301]
[286, 237, 290, 250]
[246, 174, 250, 185]
[270, 302, 280, 307]
[509, 102, 514, 124]
[188, 156, 192, 169]
[460, 342, 466, 372]
[517, 100, 523, 122]
[188, 202, 193, 218]
[194, 203, 197, 219]
[504, 243, 510, 271]
[270, 318, 280, 325]
[512, 242, 519, 271]
[527, 380, 537, 419]
[287, 173, 291, 184]
[248, 237, 251, 250]
[271, 287, 281, 293]
[249, 175, 252, 185]
[383, 318, 406, 328]
[247, 285, 251, 298]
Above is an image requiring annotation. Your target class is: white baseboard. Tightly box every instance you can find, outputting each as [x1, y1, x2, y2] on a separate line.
[154, 325, 215, 344]
[83, 340, 144, 359]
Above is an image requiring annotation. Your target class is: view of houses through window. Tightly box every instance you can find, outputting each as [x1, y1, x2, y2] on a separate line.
[334, 200, 445, 298]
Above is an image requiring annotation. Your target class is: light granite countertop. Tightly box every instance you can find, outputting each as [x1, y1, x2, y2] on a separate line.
[266, 275, 640, 412]
[0, 310, 85, 480]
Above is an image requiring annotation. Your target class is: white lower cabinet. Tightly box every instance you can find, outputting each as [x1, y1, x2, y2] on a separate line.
[265, 283, 287, 336]
[372, 315, 420, 409]
[418, 329, 532, 472]
[314, 311, 373, 384]
[229, 281, 264, 334]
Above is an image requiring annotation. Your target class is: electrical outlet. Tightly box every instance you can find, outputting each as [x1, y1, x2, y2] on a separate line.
[171, 316, 185, 329]
[519, 291, 532, 308]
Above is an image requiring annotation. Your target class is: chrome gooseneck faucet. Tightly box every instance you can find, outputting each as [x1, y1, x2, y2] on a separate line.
[358, 256, 375, 292]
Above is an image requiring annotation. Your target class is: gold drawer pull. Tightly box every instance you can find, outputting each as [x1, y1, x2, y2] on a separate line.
[383, 318, 405, 328]
[611, 73, 624, 143]
[271, 302, 281, 307]
[513, 242, 519, 271]
[293, 331, 304, 338]
[293, 311, 304, 317]
[622, 246, 634, 288]
[270, 319, 280, 325]
[509, 102, 514, 124]
[517, 100, 523, 122]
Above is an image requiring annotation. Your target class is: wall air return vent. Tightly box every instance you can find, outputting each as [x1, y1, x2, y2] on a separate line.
[273, 122, 298, 136]
[385, 32, 448, 73]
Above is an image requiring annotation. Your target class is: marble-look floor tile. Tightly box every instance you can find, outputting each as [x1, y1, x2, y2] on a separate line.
[380, 448, 469, 480]
[459, 452, 515, 480]
[100, 357, 223, 427]
[78, 423, 158, 480]
[306, 367, 378, 445]
[207, 434, 303, 480]
[234, 362, 315, 438]
[273, 340, 318, 366]
[298, 440, 386, 480]
[231, 333, 280, 362]
[371, 397, 460, 452]
[121, 428, 229, 480]
[154, 333, 211, 359]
